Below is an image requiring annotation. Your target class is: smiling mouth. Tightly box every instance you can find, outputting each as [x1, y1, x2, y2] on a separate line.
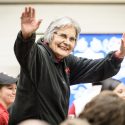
[9, 96, 15, 98]
[58, 45, 69, 51]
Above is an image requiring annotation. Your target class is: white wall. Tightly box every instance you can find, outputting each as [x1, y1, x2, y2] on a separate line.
[0, 3, 125, 76]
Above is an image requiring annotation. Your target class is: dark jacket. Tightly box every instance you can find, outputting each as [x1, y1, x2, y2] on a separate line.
[9, 31, 123, 125]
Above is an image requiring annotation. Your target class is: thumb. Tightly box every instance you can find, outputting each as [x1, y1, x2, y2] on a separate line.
[37, 19, 42, 27]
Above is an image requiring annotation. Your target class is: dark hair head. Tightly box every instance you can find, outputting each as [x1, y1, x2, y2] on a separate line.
[93, 78, 121, 91]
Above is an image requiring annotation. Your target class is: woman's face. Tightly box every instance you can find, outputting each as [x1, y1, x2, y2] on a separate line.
[49, 25, 77, 59]
[0, 83, 17, 106]
[113, 83, 125, 100]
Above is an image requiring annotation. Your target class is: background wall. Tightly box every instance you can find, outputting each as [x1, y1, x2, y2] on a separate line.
[0, 3, 125, 76]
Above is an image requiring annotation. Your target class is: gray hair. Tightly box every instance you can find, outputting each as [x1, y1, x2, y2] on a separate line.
[44, 17, 81, 43]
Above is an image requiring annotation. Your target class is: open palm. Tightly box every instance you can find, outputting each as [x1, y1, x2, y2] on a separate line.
[21, 7, 41, 39]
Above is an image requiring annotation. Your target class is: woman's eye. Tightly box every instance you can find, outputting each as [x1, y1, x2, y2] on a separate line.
[60, 34, 67, 39]
[70, 37, 76, 42]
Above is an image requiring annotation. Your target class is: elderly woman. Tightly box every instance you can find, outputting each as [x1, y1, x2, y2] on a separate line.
[9, 6, 125, 125]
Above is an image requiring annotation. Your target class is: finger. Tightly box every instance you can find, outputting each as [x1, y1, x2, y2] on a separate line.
[37, 19, 42, 27]
[123, 32, 125, 36]
[120, 39, 125, 55]
[25, 6, 31, 17]
[121, 39, 124, 48]
[121, 39, 125, 47]
[25, 7, 28, 13]
[20, 7, 28, 19]
[24, 7, 28, 17]
[32, 8, 35, 18]
[122, 33, 125, 41]
[121, 33, 125, 45]
[28, 7, 32, 18]
[20, 12, 25, 19]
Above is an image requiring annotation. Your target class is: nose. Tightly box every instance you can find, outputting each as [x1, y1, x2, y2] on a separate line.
[64, 38, 70, 45]
[12, 89, 16, 95]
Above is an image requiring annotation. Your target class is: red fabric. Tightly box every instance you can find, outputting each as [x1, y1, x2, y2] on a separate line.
[0, 103, 9, 125]
[68, 103, 76, 116]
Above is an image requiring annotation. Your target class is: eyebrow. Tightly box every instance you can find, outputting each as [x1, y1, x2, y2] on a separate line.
[54, 32, 76, 39]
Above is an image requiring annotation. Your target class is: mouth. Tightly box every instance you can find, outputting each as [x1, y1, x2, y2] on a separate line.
[9, 96, 15, 99]
[58, 45, 69, 51]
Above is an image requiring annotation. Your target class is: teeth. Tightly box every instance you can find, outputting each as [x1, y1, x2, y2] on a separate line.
[60, 46, 67, 51]
[58, 45, 68, 51]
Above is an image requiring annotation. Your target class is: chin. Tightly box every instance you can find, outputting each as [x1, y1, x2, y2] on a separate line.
[60, 55, 68, 58]
[56, 53, 68, 59]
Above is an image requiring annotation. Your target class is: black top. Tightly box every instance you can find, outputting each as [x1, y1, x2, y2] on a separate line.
[9, 31, 123, 125]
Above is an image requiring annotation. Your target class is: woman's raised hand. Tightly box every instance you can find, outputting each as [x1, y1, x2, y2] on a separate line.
[21, 7, 42, 39]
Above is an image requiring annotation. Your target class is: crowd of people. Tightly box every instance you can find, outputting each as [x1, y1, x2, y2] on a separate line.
[1, 6, 125, 125]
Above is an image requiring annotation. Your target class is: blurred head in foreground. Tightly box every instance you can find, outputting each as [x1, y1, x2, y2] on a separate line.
[79, 90, 125, 125]
[18, 119, 50, 125]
